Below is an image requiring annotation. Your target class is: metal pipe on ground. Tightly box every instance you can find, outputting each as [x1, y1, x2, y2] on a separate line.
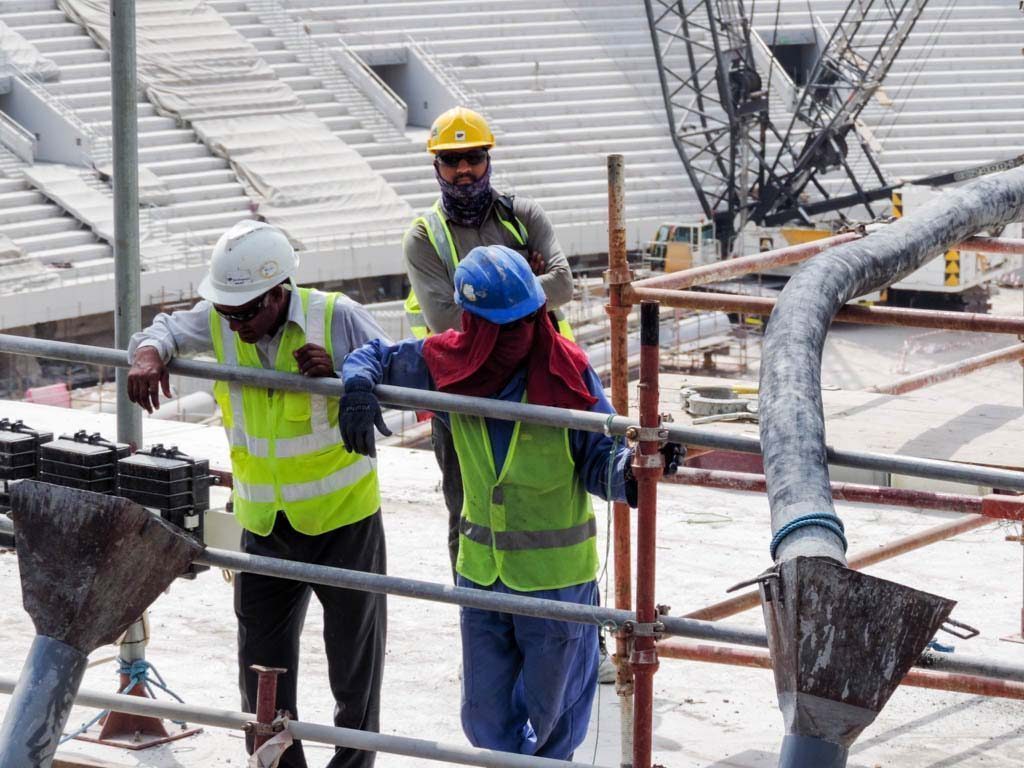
[0, 483, 201, 768]
[868, 343, 1024, 395]
[627, 286, 1024, 335]
[654, 641, 1024, 702]
[0, 677, 612, 768]
[3, 335, 1024, 493]
[604, 153, 635, 765]
[758, 165, 1024, 765]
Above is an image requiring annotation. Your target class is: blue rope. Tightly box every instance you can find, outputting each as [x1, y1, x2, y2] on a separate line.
[927, 639, 956, 654]
[60, 658, 188, 743]
[770, 513, 848, 560]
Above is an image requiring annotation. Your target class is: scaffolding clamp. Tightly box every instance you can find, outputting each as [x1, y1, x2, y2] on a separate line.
[244, 713, 289, 738]
[625, 426, 669, 443]
[622, 620, 666, 639]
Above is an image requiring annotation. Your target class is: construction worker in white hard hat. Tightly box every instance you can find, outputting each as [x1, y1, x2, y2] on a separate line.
[126, 220, 390, 768]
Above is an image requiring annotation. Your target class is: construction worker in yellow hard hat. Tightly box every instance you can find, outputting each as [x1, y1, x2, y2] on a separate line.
[126, 220, 391, 768]
[402, 108, 614, 681]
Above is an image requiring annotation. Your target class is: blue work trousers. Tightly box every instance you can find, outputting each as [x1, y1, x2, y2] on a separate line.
[458, 576, 599, 760]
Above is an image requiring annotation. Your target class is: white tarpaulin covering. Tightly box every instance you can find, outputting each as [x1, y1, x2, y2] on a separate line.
[56, 0, 300, 121]
[58, 0, 412, 248]
[0, 233, 58, 291]
[22, 163, 179, 266]
[195, 112, 412, 247]
[0, 22, 59, 81]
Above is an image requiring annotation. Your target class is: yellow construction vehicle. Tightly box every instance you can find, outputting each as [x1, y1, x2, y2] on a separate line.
[645, 221, 717, 272]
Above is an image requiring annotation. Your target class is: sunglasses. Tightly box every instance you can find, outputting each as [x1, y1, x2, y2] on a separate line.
[215, 294, 266, 323]
[436, 149, 489, 168]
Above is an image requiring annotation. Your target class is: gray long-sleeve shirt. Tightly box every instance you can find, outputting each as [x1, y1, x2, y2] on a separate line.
[128, 287, 390, 373]
[404, 192, 573, 334]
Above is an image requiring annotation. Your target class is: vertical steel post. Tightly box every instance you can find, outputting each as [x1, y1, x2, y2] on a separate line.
[108, 3, 154, 743]
[604, 154, 635, 766]
[251, 665, 286, 750]
[631, 301, 662, 768]
[110, 0, 142, 451]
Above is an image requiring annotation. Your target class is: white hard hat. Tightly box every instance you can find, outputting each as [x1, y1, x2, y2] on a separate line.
[198, 220, 298, 306]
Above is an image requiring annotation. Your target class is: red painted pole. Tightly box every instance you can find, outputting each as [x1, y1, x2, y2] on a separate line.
[664, 467, 986, 514]
[251, 665, 286, 750]
[632, 231, 862, 290]
[655, 639, 1024, 701]
[631, 301, 663, 768]
[631, 233, 1024, 292]
[869, 343, 1024, 395]
[627, 286, 1024, 335]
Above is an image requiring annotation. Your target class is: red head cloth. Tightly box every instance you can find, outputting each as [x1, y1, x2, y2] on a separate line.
[422, 307, 598, 411]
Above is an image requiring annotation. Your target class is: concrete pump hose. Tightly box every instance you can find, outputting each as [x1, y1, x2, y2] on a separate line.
[760, 165, 1024, 564]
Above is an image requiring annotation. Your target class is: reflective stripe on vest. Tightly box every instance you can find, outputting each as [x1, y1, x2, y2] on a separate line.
[210, 287, 380, 536]
[403, 200, 574, 340]
[450, 409, 598, 592]
[459, 516, 597, 551]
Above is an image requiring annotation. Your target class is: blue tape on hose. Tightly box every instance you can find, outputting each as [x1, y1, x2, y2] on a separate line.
[770, 513, 848, 560]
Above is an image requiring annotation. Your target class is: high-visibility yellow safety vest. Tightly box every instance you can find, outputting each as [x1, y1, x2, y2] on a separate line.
[450, 407, 598, 592]
[210, 287, 380, 536]
[403, 200, 574, 340]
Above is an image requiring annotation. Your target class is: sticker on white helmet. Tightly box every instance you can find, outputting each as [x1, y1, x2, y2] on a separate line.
[260, 261, 279, 279]
[223, 269, 253, 285]
[455, 130, 466, 141]
[462, 283, 477, 302]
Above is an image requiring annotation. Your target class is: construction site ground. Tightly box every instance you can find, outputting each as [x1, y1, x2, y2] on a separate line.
[2, 287, 1024, 767]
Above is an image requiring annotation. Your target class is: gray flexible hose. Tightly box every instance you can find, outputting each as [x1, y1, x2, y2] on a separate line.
[760, 166, 1024, 563]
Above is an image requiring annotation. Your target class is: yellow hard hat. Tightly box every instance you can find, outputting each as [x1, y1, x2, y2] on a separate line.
[427, 106, 494, 153]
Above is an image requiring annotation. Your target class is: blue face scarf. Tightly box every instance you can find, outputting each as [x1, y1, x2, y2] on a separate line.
[435, 160, 493, 229]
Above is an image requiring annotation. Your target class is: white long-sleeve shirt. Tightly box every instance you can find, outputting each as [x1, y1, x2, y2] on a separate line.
[128, 287, 390, 373]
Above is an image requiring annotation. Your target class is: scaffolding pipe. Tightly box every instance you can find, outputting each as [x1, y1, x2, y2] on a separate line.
[664, 468, 987, 514]
[0, 677, 611, 768]
[0, 516, 1020, 685]
[632, 231, 864, 290]
[2, 335, 1024, 493]
[868, 343, 1024, 395]
[653, 641, 1024, 702]
[684, 514, 992, 621]
[604, 153, 635, 767]
[110, 0, 141, 451]
[630, 233, 1024, 292]
[761, 165, 1024, 564]
[631, 302, 662, 768]
[626, 287, 1024, 335]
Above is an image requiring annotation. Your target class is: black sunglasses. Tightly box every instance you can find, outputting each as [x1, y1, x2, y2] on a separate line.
[215, 294, 266, 323]
[436, 149, 489, 168]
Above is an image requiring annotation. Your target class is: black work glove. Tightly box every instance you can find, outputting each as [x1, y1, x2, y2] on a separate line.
[339, 378, 392, 458]
[623, 443, 685, 507]
[661, 442, 684, 475]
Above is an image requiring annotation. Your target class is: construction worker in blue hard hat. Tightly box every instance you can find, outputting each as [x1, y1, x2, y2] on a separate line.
[401, 106, 581, 601]
[340, 245, 681, 759]
[127, 220, 390, 768]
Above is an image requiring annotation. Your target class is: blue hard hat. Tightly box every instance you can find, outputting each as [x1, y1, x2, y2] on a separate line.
[454, 245, 546, 324]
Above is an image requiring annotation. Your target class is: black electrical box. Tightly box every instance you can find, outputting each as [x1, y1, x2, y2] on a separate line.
[39, 430, 129, 495]
[118, 444, 210, 578]
[0, 419, 54, 481]
[0, 418, 53, 530]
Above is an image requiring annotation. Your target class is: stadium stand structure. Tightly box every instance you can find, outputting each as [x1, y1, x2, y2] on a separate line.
[0, 0, 1021, 332]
